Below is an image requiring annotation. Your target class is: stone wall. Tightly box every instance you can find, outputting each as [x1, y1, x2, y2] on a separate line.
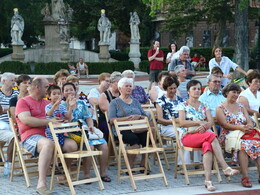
[0, 48, 117, 63]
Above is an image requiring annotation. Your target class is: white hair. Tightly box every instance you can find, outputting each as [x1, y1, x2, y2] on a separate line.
[110, 71, 122, 83]
[118, 77, 133, 88]
[1, 72, 15, 83]
[122, 70, 135, 78]
[174, 65, 185, 74]
[179, 46, 190, 55]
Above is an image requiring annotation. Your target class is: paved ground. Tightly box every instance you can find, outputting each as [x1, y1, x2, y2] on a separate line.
[1, 71, 259, 194]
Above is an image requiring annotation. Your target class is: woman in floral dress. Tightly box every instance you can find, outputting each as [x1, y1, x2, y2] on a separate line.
[216, 83, 260, 188]
[179, 80, 239, 191]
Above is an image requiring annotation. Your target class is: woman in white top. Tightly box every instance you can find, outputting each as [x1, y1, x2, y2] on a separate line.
[149, 71, 170, 103]
[209, 46, 247, 86]
[166, 43, 178, 67]
[238, 71, 260, 115]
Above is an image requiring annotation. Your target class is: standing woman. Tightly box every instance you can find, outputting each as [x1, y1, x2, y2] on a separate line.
[166, 43, 178, 69]
[178, 80, 239, 191]
[209, 46, 247, 86]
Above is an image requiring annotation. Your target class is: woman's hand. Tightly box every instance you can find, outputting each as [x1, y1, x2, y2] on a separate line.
[197, 121, 211, 133]
[239, 124, 253, 133]
[89, 126, 95, 133]
[68, 97, 76, 108]
[127, 115, 141, 120]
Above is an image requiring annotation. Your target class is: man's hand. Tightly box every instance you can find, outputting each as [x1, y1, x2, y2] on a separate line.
[49, 117, 63, 124]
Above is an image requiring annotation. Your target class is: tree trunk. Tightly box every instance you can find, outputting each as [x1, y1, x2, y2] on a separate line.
[214, 19, 226, 47]
[234, 0, 249, 79]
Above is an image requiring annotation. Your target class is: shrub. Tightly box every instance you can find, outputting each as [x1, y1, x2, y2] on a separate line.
[139, 60, 149, 72]
[0, 61, 30, 74]
[88, 61, 134, 74]
[0, 48, 12, 58]
[109, 50, 129, 61]
[34, 62, 67, 74]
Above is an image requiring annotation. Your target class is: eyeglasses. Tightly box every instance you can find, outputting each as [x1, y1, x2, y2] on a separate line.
[211, 80, 221, 84]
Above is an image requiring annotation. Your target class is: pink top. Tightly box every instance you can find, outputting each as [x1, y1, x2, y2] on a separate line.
[15, 96, 50, 141]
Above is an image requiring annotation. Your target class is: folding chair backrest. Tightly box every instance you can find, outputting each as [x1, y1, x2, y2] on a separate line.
[93, 104, 100, 126]
[171, 117, 182, 147]
[48, 122, 90, 151]
[141, 104, 155, 112]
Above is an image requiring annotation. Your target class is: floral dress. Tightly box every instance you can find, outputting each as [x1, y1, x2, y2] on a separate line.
[178, 101, 208, 139]
[131, 85, 149, 104]
[218, 104, 260, 163]
[63, 100, 106, 146]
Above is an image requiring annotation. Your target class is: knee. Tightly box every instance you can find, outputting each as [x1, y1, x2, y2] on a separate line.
[43, 139, 55, 150]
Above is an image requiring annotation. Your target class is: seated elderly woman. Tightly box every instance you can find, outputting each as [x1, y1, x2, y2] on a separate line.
[109, 77, 147, 168]
[216, 83, 260, 188]
[174, 65, 189, 100]
[122, 70, 149, 104]
[62, 83, 111, 182]
[149, 71, 170, 103]
[178, 80, 239, 191]
[98, 71, 122, 141]
[238, 71, 260, 116]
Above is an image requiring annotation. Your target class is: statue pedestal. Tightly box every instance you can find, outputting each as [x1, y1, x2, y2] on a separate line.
[129, 41, 141, 70]
[60, 41, 72, 62]
[12, 45, 25, 61]
[98, 44, 110, 62]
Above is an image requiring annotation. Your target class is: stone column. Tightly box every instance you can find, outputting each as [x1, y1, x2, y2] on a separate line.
[98, 44, 110, 62]
[12, 45, 25, 61]
[129, 41, 141, 70]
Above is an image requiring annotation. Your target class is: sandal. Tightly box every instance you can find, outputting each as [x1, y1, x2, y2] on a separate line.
[36, 186, 52, 195]
[241, 177, 252, 188]
[223, 167, 239, 177]
[204, 180, 216, 192]
[101, 175, 111, 182]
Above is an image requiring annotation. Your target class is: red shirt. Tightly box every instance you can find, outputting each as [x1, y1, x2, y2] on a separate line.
[15, 96, 50, 141]
[147, 49, 164, 70]
[191, 56, 200, 62]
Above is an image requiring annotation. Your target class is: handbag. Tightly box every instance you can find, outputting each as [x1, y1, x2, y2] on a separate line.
[116, 99, 147, 134]
[78, 119, 104, 140]
[225, 130, 244, 153]
[241, 128, 260, 141]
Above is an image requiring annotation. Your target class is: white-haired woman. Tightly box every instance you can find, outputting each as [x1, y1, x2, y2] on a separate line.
[0, 72, 19, 166]
[109, 77, 147, 168]
[174, 65, 189, 100]
[98, 71, 122, 141]
[122, 70, 149, 104]
[168, 46, 195, 80]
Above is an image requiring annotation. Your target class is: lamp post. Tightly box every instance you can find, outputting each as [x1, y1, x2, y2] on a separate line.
[256, 17, 260, 70]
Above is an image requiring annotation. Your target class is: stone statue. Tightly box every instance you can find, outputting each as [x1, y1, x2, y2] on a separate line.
[11, 8, 24, 45]
[41, 3, 51, 17]
[186, 36, 193, 48]
[58, 18, 69, 42]
[66, 5, 73, 22]
[129, 11, 140, 42]
[98, 10, 111, 45]
[52, 0, 65, 21]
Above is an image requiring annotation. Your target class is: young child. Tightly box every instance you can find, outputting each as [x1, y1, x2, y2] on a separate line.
[68, 63, 78, 77]
[45, 85, 76, 145]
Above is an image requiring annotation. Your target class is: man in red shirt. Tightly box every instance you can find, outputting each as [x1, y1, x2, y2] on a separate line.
[16, 77, 60, 195]
[147, 40, 164, 91]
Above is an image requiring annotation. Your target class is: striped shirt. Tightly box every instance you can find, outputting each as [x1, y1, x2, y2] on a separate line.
[0, 89, 19, 123]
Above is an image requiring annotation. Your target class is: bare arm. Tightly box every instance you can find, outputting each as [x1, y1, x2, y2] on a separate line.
[18, 111, 52, 127]
[238, 96, 258, 116]
[149, 86, 158, 103]
[155, 57, 164, 62]
[236, 66, 247, 76]
[156, 104, 172, 125]
[89, 97, 99, 106]
[98, 93, 109, 113]
[9, 107, 16, 121]
[0, 105, 3, 115]
[216, 106, 251, 132]
[148, 50, 159, 61]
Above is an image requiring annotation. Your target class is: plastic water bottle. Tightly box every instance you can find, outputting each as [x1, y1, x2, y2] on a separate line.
[3, 160, 11, 178]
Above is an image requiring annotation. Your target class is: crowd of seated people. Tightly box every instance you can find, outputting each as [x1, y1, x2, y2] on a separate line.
[0, 45, 259, 194]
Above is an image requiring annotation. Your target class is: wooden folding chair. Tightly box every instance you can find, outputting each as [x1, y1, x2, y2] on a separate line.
[8, 112, 38, 187]
[171, 117, 222, 185]
[114, 118, 168, 190]
[0, 141, 7, 166]
[93, 104, 100, 126]
[149, 108, 174, 170]
[48, 122, 104, 195]
[104, 112, 119, 168]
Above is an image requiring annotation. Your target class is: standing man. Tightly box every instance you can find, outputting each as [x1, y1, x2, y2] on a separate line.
[147, 40, 164, 91]
[16, 77, 61, 195]
[76, 58, 89, 78]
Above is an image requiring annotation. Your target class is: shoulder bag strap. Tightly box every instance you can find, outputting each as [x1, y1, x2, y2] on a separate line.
[116, 98, 126, 117]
